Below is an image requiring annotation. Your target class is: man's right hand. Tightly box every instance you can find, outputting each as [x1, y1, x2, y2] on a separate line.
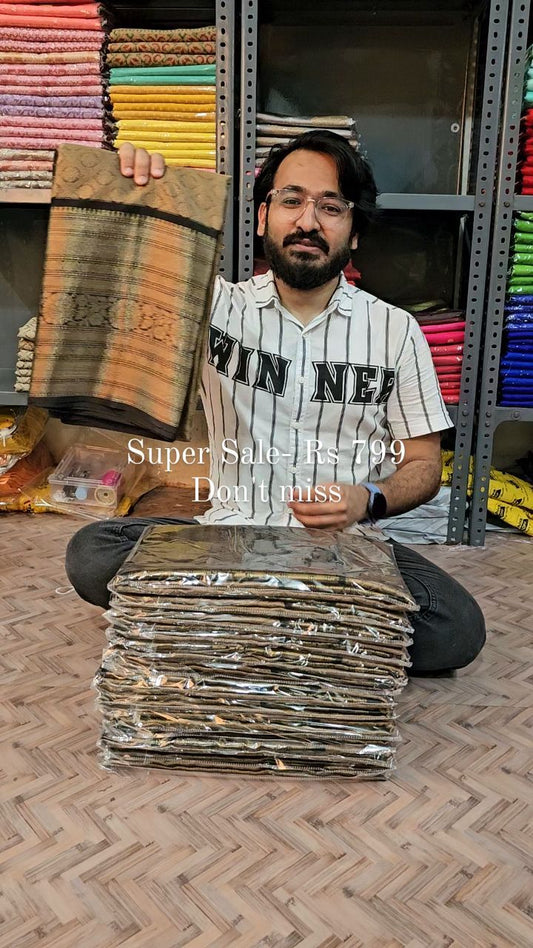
[118, 142, 166, 186]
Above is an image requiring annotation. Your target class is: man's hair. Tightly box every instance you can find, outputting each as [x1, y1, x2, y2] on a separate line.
[254, 129, 378, 238]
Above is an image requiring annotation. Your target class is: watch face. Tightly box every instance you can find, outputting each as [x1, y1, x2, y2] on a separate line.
[371, 489, 387, 519]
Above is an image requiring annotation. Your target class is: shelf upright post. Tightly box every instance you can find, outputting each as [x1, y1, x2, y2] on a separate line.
[216, 0, 236, 280]
[238, 0, 258, 282]
[446, 0, 511, 544]
[470, 0, 530, 545]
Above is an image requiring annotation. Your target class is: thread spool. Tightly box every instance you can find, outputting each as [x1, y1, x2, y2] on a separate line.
[94, 486, 115, 506]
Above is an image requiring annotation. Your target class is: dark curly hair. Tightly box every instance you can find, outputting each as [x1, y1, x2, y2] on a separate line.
[254, 129, 378, 238]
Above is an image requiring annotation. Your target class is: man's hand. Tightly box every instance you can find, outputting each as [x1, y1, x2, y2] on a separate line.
[287, 483, 368, 529]
[118, 142, 166, 185]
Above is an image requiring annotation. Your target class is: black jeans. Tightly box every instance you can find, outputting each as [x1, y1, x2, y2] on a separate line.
[65, 517, 486, 675]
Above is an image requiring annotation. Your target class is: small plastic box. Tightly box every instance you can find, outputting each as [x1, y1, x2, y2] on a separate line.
[48, 445, 127, 508]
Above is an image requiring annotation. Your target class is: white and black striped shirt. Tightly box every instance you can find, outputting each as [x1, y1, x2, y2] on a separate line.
[197, 270, 453, 529]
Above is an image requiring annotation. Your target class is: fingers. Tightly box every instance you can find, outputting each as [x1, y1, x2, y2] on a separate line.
[150, 152, 166, 179]
[117, 143, 166, 185]
[290, 511, 346, 528]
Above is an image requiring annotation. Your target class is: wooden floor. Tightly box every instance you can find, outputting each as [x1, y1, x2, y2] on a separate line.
[1, 515, 532, 948]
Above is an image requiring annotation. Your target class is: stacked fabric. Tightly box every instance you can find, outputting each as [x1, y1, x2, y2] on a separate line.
[14, 315, 37, 391]
[255, 112, 359, 168]
[517, 46, 533, 193]
[499, 211, 533, 406]
[408, 303, 465, 405]
[0, 0, 109, 190]
[94, 524, 416, 778]
[107, 26, 216, 170]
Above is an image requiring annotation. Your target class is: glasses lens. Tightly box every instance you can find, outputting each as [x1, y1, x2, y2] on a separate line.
[317, 198, 348, 218]
[271, 190, 349, 221]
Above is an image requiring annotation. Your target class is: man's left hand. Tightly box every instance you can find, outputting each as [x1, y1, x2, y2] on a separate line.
[287, 482, 368, 529]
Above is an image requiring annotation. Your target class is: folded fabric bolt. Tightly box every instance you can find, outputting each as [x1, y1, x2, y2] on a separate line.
[0, 22, 103, 34]
[0, 135, 100, 147]
[115, 120, 215, 132]
[256, 126, 355, 140]
[0, 4, 101, 16]
[109, 76, 216, 88]
[107, 54, 216, 67]
[256, 111, 356, 128]
[0, 25, 105, 39]
[428, 344, 464, 355]
[431, 355, 464, 366]
[0, 85, 104, 96]
[1, 95, 103, 107]
[29, 143, 229, 441]
[115, 128, 214, 141]
[108, 42, 216, 53]
[0, 147, 54, 159]
[110, 64, 216, 78]
[0, 39, 104, 50]
[109, 27, 217, 42]
[0, 178, 50, 186]
[1, 104, 103, 116]
[0, 159, 54, 169]
[2, 127, 103, 141]
[117, 114, 216, 126]
[421, 330, 465, 345]
[1, 115, 103, 129]
[420, 320, 466, 334]
[113, 104, 215, 116]
[1, 62, 102, 75]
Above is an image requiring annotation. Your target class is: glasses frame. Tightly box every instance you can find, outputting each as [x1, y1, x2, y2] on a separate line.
[266, 187, 355, 222]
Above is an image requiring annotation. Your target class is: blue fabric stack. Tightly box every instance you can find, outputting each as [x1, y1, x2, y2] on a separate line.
[500, 211, 533, 407]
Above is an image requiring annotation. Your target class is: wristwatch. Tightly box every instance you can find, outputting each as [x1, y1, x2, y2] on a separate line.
[361, 482, 387, 522]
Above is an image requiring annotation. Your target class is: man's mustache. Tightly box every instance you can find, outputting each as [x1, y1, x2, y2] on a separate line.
[283, 231, 329, 253]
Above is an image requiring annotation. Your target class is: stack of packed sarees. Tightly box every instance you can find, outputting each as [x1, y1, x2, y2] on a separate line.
[499, 211, 533, 406]
[94, 524, 416, 779]
[14, 315, 36, 392]
[107, 26, 216, 170]
[517, 45, 533, 194]
[409, 302, 466, 405]
[255, 112, 359, 171]
[0, 0, 111, 190]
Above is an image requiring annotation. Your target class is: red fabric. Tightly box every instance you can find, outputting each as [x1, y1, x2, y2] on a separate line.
[431, 355, 464, 366]
[343, 261, 361, 285]
[421, 320, 466, 334]
[428, 343, 464, 355]
[422, 329, 465, 345]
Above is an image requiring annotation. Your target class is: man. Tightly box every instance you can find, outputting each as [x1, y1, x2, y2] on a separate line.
[66, 131, 486, 674]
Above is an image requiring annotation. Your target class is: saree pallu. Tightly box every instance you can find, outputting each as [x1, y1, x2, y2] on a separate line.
[107, 53, 216, 67]
[108, 41, 216, 54]
[29, 143, 229, 441]
[109, 27, 216, 43]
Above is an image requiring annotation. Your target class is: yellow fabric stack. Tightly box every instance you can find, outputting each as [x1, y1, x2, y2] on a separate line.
[441, 450, 533, 536]
[107, 26, 217, 170]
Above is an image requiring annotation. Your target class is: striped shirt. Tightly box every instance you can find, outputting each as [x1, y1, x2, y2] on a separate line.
[197, 269, 453, 530]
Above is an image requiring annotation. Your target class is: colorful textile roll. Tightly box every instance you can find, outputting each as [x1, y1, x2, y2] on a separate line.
[108, 41, 216, 54]
[107, 53, 216, 67]
[109, 27, 216, 43]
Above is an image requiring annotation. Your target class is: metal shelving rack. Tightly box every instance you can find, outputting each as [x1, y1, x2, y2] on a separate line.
[470, 0, 533, 545]
[238, 0, 509, 544]
[0, 0, 236, 404]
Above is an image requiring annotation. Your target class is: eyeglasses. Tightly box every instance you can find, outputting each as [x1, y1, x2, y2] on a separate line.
[266, 187, 354, 223]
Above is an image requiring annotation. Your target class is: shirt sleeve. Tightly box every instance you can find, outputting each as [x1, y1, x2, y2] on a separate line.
[386, 312, 454, 440]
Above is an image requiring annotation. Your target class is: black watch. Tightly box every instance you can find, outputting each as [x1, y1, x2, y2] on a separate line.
[362, 482, 387, 522]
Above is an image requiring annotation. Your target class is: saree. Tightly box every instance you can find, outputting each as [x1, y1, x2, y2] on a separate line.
[106, 53, 216, 67]
[95, 524, 414, 778]
[109, 27, 216, 43]
[29, 143, 229, 441]
[108, 42, 216, 54]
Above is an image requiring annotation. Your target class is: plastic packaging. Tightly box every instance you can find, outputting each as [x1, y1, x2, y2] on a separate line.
[95, 525, 416, 778]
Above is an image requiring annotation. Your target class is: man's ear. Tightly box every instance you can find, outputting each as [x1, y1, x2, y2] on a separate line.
[351, 233, 358, 251]
[257, 202, 267, 237]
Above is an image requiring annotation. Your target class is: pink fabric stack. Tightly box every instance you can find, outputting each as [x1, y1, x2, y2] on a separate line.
[416, 309, 465, 405]
[0, 0, 109, 189]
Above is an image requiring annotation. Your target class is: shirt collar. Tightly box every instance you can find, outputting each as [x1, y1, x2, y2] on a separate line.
[252, 269, 355, 318]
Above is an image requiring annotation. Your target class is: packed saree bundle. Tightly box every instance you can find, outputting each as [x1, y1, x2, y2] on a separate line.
[94, 524, 416, 778]
[106, 25, 217, 170]
[0, 0, 112, 189]
[255, 111, 359, 170]
[28, 143, 229, 440]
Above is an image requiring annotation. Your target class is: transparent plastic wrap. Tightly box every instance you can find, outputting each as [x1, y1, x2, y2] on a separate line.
[95, 525, 416, 778]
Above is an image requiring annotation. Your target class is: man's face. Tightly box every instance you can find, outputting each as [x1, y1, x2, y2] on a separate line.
[257, 150, 358, 290]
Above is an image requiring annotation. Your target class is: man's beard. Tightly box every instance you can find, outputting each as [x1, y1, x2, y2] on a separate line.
[263, 226, 352, 290]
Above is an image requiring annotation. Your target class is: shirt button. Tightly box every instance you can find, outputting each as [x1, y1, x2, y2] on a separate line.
[290, 466, 298, 474]
[297, 376, 305, 384]
[292, 421, 301, 429]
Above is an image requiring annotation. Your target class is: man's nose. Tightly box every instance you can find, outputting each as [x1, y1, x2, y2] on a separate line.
[295, 198, 321, 229]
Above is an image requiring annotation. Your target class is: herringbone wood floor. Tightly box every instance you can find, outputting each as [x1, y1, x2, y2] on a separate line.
[1, 515, 531, 948]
